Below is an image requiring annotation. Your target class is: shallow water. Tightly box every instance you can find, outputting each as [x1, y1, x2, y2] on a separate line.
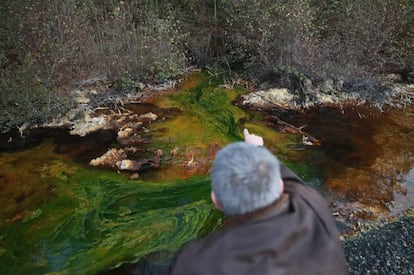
[317, 106, 412, 210]
[0, 72, 413, 273]
[267, 104, 414, 217]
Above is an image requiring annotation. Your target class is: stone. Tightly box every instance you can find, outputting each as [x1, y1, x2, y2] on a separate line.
[320, 79, 335, 94]
[241, 88, 294, 107]
[73, 89, 91, 104]
[386, 73, 402, 83]
[139, 112, 158, 121]
[116, 159, 142, 171]
[117, 127, 134, 139]
[129, 173, 140, 180]
[170, 146, 180, 159]
[137, 82, 146, 91]
[70, 115, 108, 136]
[89, 148, 127, 168]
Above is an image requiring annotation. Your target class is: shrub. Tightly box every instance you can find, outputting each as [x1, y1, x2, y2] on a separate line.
[313, 0, 412, 78]
[86, 1, 187, 83]
[0, 0, 189, 131]
[1, 0, 413, 131]
[224, 0, 413, 83]
[0, 60, 71, 133]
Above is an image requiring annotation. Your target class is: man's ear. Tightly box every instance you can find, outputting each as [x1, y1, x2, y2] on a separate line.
[211, 191, 222, 211]
[280, 179, 284, 194]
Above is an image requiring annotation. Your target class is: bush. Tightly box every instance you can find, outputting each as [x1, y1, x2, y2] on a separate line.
[313, 0, 412, 78]
[223, 0, 318, 82]
[1, 0, 413, 131]
[0, 0, 189, 131]
[1, 0, 188, 85]
[220, 0, 414, 83]
[0, 60, 71, 133]
[86, 1, 187, 82]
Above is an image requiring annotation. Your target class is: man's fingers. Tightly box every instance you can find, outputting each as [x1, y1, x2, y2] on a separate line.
[243, 128, 264, 146]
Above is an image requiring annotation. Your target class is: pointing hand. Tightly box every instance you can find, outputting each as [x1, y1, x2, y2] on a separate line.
[243, 128, 264, 146]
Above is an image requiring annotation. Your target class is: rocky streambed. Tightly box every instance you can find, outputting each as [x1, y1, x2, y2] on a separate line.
[1, 71, 413, 274]
[18, 71, 414, 232]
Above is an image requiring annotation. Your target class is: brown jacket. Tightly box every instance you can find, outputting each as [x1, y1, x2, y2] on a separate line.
[171, 164, 348, 275]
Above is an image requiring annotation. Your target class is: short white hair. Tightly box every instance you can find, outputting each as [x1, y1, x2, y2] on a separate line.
[211, 142, 283, 216]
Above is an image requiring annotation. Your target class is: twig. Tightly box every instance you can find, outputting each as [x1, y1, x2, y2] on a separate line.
[266, 114, 321, 146]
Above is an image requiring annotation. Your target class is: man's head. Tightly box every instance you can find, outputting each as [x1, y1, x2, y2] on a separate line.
[211, 142, 283, 216]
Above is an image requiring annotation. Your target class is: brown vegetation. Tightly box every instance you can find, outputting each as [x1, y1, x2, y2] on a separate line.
[1, 0, 413, 132]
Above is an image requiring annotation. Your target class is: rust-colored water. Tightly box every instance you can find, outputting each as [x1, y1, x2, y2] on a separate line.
[0, 72, 413, 274]
[272, 105, 414, 218]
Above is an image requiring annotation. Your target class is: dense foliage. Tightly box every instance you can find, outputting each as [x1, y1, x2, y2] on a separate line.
[1, 0, 413, 132]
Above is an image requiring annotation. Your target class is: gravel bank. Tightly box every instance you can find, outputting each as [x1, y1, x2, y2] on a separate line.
[343, 215, 414, 275]
[102, 216, 414, 275]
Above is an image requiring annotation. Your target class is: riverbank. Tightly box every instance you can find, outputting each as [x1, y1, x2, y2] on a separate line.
[343, 213, 414, 274]
[100, 210, 414, 275]
[2, 71, 413, 274]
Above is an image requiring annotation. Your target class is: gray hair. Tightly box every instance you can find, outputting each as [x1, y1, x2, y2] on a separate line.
[211, 142, 283, 216]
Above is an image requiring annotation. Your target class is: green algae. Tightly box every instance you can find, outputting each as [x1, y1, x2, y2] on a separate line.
[143, 72, 295, 182]
[152, 72, 295, 150]
[0, 144, 217, 274]
[0, 72, 297, 274]
[1, 71, 413, 274]
[152, 72, 247, 148]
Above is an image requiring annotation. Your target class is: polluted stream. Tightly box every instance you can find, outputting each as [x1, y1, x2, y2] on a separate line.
[0, 72, 413, 274]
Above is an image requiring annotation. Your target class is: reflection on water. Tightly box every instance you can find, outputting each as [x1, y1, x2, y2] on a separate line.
[0, 73, 413, 273]
[271, 105, 414, 216]
[391, 166, 414, 216]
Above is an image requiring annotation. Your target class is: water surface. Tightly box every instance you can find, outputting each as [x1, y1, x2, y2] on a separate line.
[0, 73, 413, 273]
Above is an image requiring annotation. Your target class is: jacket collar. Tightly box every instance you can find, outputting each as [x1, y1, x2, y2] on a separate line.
[223, 193, 290, 228]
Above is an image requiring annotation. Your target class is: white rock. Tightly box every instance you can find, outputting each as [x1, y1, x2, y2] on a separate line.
[116, 159, 141, 171]
[89, 148, 127, 167]
[70, 114, 108, 136]
[139, 112, 158, 121]
[117, 127, 134, 138]
[242, 88, 294, 106]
